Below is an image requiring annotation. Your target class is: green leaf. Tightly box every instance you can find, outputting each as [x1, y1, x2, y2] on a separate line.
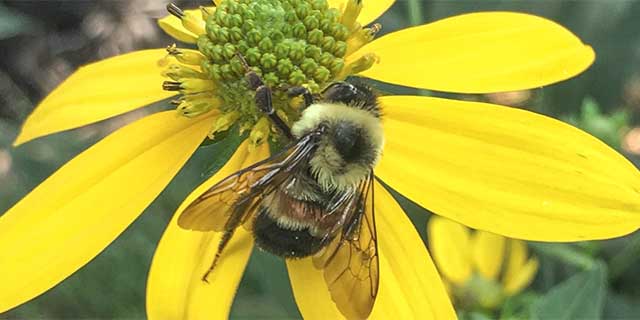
[532, 262, 607, 320]
[0, 4, 35, 39]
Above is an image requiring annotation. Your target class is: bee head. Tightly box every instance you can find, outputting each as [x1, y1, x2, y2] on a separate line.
[332, 121, 365, 163]
[292, 84, 384, 191]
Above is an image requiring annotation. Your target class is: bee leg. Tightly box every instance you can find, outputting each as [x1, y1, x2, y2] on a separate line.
[236, 53, 294, 140]
[287, 86, 315, 109]
[202, 229, 235, 283]
[202, 197, 253, 283]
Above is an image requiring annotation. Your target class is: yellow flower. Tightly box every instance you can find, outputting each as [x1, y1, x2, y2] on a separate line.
[1, 0, 638, 319]
[428, 216, 539, 310]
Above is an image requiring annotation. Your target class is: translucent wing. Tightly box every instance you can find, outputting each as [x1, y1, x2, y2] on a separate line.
[178, 131, 321, 232]
[313, 172, 379, 319]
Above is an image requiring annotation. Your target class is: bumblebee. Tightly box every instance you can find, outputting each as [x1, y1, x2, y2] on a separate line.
[179, 54, 383, 319]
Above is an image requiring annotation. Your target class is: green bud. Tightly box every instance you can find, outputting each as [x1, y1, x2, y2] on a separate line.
[230, 56, 246, 75]
[264, 72, 279, 87]
[313, 66, 331, 83]
[245, 47, 262, 65]
[222, 43, 236, 59]
[230, 26, 244, 41]
[289, 70, 307, 86]
[274, 42, 290, 59]
[247, 30, 261, 45]
[333, 41, 347, 57]
[260, 53, 278, 70]
[270, 30, 285, 42]
[319, 52, 334, 67]
[217, 27, 230, 43]
[301, 58, 318, 74]
[330, 58, 345, 75]
[236, 39, 249, 54]
[292, 22, 306, 39]
[243, 8, 255, 21]
[258, 37, 273, 52]
[295, 2, 310, 18]
[277, 58, 294, 78]
[308, 29, 323, 45]
[311, 0, 328, 10]
[305, 45, 322, 60]
[321, 36, 336, 52]
[221, 64, 236, 80]
[229, 14, 243, 27]
[333, 24, 350, 42]
[289, 42, 305, 63]
[303, 16, 319, 30]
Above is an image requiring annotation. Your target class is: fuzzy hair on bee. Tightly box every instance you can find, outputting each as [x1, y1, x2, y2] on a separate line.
[291, 100, 384, 192]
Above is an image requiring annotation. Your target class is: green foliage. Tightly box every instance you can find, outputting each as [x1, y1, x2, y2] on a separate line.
[531, 262, 607, 320]
[563, 97, 630, 149]
[0, 4, 34, 40]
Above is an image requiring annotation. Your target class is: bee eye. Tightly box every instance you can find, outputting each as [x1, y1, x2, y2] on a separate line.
[322, 82, 359, 105]
[333, 122, 363, 162]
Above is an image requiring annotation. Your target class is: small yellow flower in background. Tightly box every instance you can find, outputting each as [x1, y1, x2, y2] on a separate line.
[428, 216, 539, 311]
[1, 0, 640, 318]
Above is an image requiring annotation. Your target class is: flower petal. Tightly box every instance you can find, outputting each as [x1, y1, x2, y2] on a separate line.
[287, 182, 455, 319]
[146, 141, 269, 320]
[377, 96, 640, 241]
[328, 0, 395, 25]
[471, 231, 506, 281]
[427, 216, 472, 285]
[14, 49, 176, 146]
[352, 12, 595, 93]
[157, 8, 208, 43]
[502, 240, 536, 295]
[0, 111, 213, 313]
[503, 256, 539, 295]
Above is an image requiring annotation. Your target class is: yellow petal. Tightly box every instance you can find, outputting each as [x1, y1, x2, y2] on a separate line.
[471, 231, 506, 281]
[427, 216, 472, 285]
[503, 257, 539, 295]
[0, 111, 213, 313]
[502, 240, 533, 294]
[146, 141, 269, 320]
[287, 182, 455, 319]
[328, 0, 395, 25]
[14, 49, 175, 146]
[352, 12, 595, 93]
[377, 96, 640, 241]
[157, 8, 208, 43]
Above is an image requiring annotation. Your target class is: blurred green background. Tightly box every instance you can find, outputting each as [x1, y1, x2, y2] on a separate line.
[1, 0, 639, 319]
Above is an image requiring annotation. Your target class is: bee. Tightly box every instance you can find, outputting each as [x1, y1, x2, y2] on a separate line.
[178, 54, 383, 319]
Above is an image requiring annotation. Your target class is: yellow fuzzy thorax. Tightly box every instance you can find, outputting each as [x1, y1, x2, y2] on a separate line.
[292, 102, 383, 191]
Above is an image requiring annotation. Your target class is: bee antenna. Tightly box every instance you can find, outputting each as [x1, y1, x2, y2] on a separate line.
[235, 52, 251, 72]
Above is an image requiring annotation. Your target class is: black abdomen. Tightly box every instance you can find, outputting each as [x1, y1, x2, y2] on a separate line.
[253, 208, 325, 258]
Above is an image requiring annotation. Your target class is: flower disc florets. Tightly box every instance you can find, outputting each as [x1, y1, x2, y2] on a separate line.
[162, 0, 379, 145]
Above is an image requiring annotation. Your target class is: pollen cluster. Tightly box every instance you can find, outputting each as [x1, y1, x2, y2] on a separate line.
[162, 0, 380, 145]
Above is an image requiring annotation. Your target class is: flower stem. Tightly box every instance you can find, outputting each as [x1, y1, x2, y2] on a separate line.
[529, 242, 596, 270]
[407, 0, 424, 26]
[406, 0, 431, 98]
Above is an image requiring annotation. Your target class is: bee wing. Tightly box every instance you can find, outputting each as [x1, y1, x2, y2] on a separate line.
[178, 131, 321, 232]
[313, 172, 379, 319]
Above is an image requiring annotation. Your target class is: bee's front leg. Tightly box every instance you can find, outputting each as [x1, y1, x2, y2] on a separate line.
[287, 86, 315, 110]
[236, 53, 294, 140]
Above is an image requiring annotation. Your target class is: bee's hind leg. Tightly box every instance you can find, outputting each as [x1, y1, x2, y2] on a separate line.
[202, 229, 234, 283]
[202, 197, 254, 283]
[235, 53, 294, 141]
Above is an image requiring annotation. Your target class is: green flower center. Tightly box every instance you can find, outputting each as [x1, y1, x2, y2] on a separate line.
[163, 0, 380, 145]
